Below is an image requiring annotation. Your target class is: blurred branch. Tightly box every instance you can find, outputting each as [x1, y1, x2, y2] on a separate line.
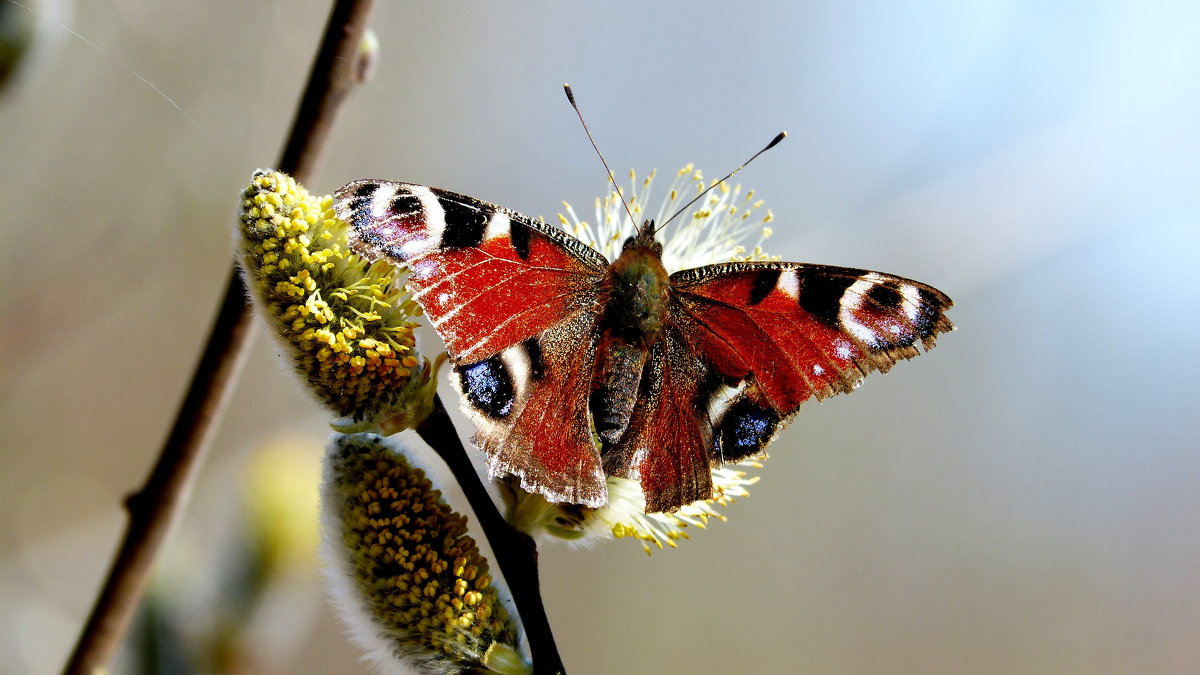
[62, 2, 376, 673]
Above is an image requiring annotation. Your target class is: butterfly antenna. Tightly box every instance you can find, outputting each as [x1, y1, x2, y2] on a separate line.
[656, 131, 787, 234]
[564, 84, 639, 229]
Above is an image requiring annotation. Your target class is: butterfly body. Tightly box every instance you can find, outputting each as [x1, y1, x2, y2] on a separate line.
[592, 223, 670, 452]
[337, 180, 953, 512]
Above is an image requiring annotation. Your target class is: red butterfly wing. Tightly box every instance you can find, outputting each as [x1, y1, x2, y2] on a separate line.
[459, 315, 608, 507]
[671, 262, 954, 411]
[335, 180, 607, 363]
[612, 262, 953, 511]
[335, 180, 610, 506]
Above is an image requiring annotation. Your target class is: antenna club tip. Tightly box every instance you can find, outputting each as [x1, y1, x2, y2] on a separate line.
[563, 83, 576, 103]
[768, 131, 787, 148]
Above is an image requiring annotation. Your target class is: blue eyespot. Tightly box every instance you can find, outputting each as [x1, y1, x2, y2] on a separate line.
[458, 356, 514, 419]
[715, 398, 779, 461]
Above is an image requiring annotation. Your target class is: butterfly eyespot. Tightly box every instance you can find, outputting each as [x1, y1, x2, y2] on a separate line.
[457, 356, 514, 419]
[715, 398, 780, 462]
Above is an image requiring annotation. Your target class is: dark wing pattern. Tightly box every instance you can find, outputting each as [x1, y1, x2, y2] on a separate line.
[454, 314, 608, 507]
[613, 261, 953, 511]
[335, 180, 611, 506]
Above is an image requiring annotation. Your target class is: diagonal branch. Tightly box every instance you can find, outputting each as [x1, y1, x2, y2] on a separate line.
[63, 2, 376, 673]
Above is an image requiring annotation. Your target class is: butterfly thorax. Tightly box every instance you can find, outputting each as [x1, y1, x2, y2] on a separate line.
[600, 221, 670, 347]
[592, 221, 670, 455]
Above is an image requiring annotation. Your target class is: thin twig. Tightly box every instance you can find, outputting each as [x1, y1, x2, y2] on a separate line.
[416, 396, 566, 674]
[63, 2, 375, 673]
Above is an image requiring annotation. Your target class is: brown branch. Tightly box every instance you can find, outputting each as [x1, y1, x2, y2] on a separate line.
[62, 2, 376, 673]
[416, 396, 566, 674]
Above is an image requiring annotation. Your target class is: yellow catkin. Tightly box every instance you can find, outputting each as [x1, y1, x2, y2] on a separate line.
[238, 171, 433, 426]
[328, 435, 525, 671]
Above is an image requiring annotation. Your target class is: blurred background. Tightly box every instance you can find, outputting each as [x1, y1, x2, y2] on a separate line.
[2, 1, 1198, 673]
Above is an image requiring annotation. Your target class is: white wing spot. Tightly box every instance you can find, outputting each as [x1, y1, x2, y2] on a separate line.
[369, 184, 399, 218]
[705, 380, 748, 424]
[897, 283, 923, 322]
[484, 212, 512, 242]
[839, 273, 885, 349]
[777, 270, 800, 299]
[834, 339, 854, 361]
[401, 186, 443, 258]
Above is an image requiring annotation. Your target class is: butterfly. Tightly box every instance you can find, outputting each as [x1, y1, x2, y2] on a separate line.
[334, 178, 953, 512]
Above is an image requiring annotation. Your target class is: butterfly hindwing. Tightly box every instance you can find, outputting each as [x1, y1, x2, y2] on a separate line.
[335, 180, 607, 363]
[453, 315, 607, 507]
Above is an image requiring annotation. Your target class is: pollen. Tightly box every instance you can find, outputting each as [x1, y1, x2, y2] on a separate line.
[555, 163, 781, 270]
[508, 461, 762, 555]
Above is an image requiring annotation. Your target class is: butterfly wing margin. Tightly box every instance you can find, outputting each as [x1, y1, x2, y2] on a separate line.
[335, 180, 608, 364]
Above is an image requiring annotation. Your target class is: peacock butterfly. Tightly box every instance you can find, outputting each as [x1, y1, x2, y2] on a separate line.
[333, 168, 954, 512]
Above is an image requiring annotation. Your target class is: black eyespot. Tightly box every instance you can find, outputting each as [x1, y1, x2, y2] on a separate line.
[865, 282, 902, 310]
[457, 356, 513, 419]
[522, 337, 546, 381]
[714, 398, 779, 462]
[388, 193, 421, 217]
[350, 182, 378, 199]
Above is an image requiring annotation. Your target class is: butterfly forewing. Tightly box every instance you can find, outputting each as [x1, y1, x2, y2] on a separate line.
[670, 262, 954, 411]
[336, 180, 607, 363]
[594, 262, 954, 510]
